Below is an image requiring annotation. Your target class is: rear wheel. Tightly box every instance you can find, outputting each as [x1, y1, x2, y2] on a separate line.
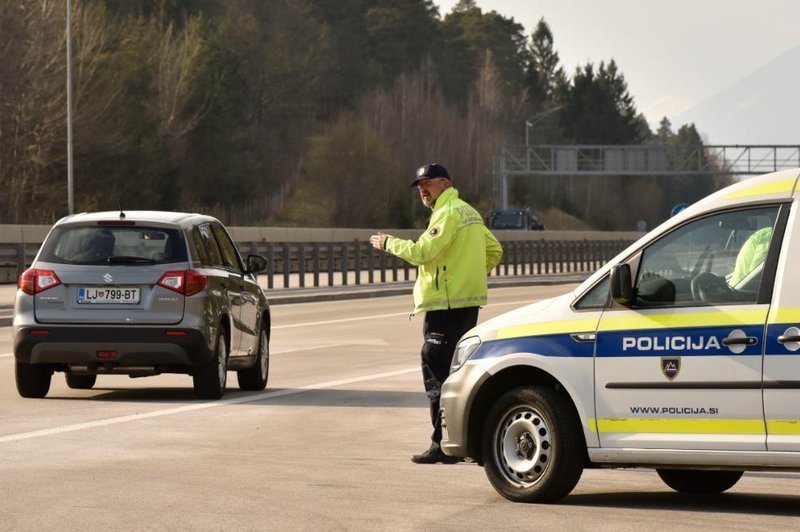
[16, 362, 52, 398]
[193, 331, 228, 399]
[237, 326, 269, 391]
[65, 373, 97, 390]
[656, 469, 743, 494]
[482, 386, 584, 503]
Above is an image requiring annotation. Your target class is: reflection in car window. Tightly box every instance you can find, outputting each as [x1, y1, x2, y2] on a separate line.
[634, 206, 779, 307]
[197, 223, 224, 267]
[39, 226, 186, 265]
[191, 226, 211, 266]
[574, 275, 610, 310]
[211, 224, 243, 272]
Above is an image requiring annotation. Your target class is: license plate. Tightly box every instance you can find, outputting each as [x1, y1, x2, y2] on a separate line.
[77, 286, 140, 304]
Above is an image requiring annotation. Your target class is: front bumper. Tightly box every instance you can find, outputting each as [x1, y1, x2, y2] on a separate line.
[439, 362, 490, 457]
[13, 326, 213, 371]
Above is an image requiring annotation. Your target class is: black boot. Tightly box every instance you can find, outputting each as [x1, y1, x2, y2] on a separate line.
[411, 444, 460, 464]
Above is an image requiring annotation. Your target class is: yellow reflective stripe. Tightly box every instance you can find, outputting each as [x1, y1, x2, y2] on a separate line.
[594, 418, 764, 434]
[497, 318, 599, 340]
[767, 420, 800, 435]
[598, 309, 768, 332]
[724, 178, 797, 200]
[768, 307, 800, 324]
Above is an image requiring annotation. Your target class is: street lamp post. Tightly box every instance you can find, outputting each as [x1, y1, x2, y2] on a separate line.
[66, 0, 74, 215]
[525, 120, 533, 169]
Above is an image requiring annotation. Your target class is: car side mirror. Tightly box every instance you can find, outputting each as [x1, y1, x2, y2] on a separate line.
[610, 264, 634, 307]
[246, 254, 268, 274]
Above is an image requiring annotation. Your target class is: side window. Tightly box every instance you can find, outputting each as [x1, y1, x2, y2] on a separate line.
[574, 275, 610, 310]
[634, 206, 780, 307]
[190, 226, 211, 266]
[211, 223, 244, 273]
[197, 223, 224, 267]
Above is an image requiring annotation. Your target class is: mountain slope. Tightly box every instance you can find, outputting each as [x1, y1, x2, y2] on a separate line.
[673, 45, 800, 145]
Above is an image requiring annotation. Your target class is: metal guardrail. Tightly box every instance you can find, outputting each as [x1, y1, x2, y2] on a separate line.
[0, 239, 632, 287]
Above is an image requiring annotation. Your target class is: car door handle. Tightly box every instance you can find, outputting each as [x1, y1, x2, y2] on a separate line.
[777, 335, 800, 344]
[721, 337, 758, 346]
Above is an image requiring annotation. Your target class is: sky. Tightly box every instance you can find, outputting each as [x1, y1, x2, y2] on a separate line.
[433, 0, 800, 137]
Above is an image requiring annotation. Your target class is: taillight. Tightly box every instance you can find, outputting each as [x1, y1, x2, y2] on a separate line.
[185, 270, 208, 296]
[157, 270, 207, 296]
[19, 269, 62, 295]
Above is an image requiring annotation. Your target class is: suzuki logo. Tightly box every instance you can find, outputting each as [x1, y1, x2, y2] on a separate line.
[103, 272, 113, 283]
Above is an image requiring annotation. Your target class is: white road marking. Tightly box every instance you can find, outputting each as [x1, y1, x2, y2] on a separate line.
[271, 340, 387, 355]
[0, 366, 419, 444]
[274, 312, 409, 329]
[273, 299, 543, 330]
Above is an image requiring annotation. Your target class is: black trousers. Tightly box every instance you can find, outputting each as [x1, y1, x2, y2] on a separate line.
[421, 306, 480, 446]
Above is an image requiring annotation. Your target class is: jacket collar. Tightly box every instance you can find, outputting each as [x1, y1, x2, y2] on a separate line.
[432, 187, 458, 212]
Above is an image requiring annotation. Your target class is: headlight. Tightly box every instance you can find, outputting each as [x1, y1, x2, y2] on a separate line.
[450, 335, 482, 373]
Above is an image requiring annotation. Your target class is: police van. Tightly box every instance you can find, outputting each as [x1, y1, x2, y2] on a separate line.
[440, 168, 800, 503]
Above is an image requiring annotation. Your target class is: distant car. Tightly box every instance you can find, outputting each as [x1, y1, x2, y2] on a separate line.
[487, 208, 545, 231]
[12, 210, 271, 400]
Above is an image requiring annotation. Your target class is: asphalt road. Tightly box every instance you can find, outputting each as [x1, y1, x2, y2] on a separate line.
[1, 284, 800, 530]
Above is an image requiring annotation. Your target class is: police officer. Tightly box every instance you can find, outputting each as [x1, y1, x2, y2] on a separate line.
[370, 163, 503, 464]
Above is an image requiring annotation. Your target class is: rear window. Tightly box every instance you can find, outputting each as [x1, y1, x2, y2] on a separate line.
[38, 225, 187, 265]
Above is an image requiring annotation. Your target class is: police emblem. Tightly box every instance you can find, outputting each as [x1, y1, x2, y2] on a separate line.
[661, 356, 681, 381]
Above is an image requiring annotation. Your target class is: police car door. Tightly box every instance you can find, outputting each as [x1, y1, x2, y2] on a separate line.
[595, 205, 785, 451]
[764, 198, 800, 451]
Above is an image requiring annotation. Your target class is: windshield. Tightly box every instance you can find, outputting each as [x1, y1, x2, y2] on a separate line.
[490, 211, 525, 229]
[38, 225, 187, 265]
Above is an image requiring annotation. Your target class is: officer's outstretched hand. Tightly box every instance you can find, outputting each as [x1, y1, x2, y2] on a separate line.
[370, 232, 388, 251]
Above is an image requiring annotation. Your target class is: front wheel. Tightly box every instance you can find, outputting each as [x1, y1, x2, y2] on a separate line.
[656, 469, 743, 494]
[237, 326, 269, 391]
[16, 361, 52, 398]
[482, 386, 584, 503]
[193, 331, 228, 399]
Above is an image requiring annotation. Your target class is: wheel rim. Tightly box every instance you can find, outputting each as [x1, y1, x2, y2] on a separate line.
[494, 406, 552, 487]
[259, 330, 269, 380]
[217, 337, 227, 388]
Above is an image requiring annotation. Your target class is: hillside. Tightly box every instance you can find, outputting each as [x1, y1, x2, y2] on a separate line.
[674, 45, 800, 145]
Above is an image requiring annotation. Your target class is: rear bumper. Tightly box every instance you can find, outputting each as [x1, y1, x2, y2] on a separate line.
[13, 326, 213, 370]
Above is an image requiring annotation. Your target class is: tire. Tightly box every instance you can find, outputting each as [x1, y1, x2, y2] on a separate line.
[65, 373, 97, 390]
[237, 325, 269, 391]
[482, 386, 584, 503]
[15, 361, 52, 398]
[656, 469, 743, 494]
[193, 331, 228, 400]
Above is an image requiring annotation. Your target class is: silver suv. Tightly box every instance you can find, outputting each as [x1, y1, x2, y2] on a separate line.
[12, 210, 271, 400]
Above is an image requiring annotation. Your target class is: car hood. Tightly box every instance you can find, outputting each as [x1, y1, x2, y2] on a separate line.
[470, 291, 577, 342]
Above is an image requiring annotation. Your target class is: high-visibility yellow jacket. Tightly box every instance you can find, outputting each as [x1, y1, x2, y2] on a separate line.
[385, 187, 503, 313]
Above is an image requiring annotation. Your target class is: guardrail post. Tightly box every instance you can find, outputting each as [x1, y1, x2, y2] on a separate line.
[298, 243, 306, 288]
[354, 241, 362, 285]
[367, 244, 375, 284]
[266, 243, 274, 289]
[327, 242, 334, 286]
[341, 242, 349, 286]
[313, 243, 320, 287]
[282, 243, 291, 288]
[16, 243, 26, 279]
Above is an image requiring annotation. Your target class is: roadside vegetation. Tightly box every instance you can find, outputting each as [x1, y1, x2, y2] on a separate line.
[0, 0, 730, 229]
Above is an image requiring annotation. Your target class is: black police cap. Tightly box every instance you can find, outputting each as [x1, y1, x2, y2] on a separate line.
[410, 163, 450, 187]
